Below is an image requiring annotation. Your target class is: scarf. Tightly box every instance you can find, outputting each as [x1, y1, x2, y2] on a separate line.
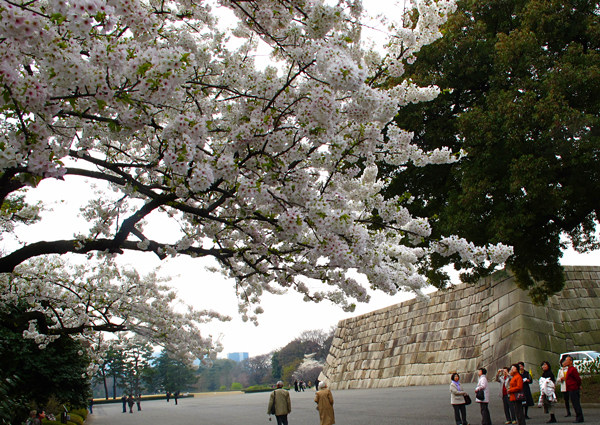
[542, 369, 555, 382]
[455, 381, 462, 391]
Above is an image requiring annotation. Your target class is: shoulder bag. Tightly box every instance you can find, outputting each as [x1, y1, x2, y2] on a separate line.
[464, 394, 472, 405]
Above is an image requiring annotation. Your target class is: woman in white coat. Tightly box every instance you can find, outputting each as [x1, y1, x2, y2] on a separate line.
[450, 373, 469, 425]
[475, 367, 491, 425]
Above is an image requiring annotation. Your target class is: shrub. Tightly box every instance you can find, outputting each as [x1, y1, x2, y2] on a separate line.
[66, 413, 84, 425]
[219, 385, 226, 391]
[231, 382, 243, 390]
[70, 408, 88, 420]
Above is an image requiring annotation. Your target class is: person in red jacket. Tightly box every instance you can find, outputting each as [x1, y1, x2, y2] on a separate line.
[563, 356, 584, 423]
[508, 364, 526, 425]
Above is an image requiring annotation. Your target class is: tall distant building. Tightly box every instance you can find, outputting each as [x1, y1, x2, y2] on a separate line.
[227, 352, 249, 362]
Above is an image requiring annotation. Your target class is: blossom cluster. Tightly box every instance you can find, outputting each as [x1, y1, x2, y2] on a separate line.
[0, 257, 229, 363]
[0, 0, 513, 344]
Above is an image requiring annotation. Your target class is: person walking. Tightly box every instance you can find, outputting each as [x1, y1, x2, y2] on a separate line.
[450, 372, 469, 425]
[518, 362, 534, 419]
[294, 380, 299, 392]
[563, 355, 584, 423]
[315, 382, 335, 425]
[556, 359, 571, 417]
[121, 394, 127, 413]
[538, 361, 557, 423]
[127, 395, 135, 413]
[268, 381, 292, 425]
[475, 367, 491, 425]
[88, 398, 93, 414]
[166, 391, 171, 402]
[136, 394, 142, 411]
[508, 365, 526, 425]
[497, 367, 517, 424]
[174, 390, 179, 405]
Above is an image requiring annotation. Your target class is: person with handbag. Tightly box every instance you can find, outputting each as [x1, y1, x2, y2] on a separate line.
[475, 367, 491, 425]
[450, 372, 470, 425]
[508, 364, 526, 425]
[497, 367, 517, 424]
[518, 362, 535, 419]
[538, 361, 557, 423]
[268, 381, 292, 425]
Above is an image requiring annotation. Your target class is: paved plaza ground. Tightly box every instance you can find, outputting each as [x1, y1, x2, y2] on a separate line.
[88, 383, 599, 425]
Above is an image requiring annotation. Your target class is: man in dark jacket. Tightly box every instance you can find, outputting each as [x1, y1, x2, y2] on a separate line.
[564, 356, 584, 423]
[268, 381, 292, 425]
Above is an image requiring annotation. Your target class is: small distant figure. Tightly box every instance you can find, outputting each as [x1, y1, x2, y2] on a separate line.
[315, 382, 335, 425]
[475, 367, 491, 425]
[122, 394, 127, 413]
[166, 391, 171, 402]
[299, 380, 305, 392]
[449, 372, 468, 425]
[127, 394, 135, 413]
[556, 359, 571, 417]
[26, 410, 40, 425]
[563, 355, 584, 423]
[308, 381, 312, 389]
[518, 362, 534, 419]
[294, 380, 299, 392]
[496, 367, 517, 424]
[508, 364, 526, 425]
[315, 379, 320, 392]
[136, 394, 142, 411]
[174, 390, 179, 405]
[267, 381, 292, 425]
[539, 360, 557, 423]
[88, 397, 93, 414]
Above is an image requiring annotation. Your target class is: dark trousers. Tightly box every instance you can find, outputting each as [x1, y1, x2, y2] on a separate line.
[453, 403, 467, 425]
[480, 402, 492, 425]
[563, 391, 571, 415]
[503, 395, 516, 421]
[568, 390, 584, 422]
[137, 402, 141, 411]
[275, 414, 288, 425]
[513, 400, 526, 425]
[122, 402, 126, 413]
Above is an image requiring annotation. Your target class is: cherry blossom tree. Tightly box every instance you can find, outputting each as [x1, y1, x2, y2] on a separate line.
[0, 0, 512, 360]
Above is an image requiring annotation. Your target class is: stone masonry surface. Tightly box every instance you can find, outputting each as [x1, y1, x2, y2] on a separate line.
[322, 266, 600, 389]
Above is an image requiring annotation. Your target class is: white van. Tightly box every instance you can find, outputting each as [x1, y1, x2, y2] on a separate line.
[559, 351, 600, 371]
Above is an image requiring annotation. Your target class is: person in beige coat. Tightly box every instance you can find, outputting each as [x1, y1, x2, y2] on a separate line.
[315, 381, 335, 425]
[268, 381, 292, 425]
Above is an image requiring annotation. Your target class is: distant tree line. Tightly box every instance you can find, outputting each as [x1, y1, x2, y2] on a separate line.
[196, 327, 335, 391]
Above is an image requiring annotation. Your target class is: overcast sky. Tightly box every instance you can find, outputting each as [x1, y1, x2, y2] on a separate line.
[12, 0, 600, 359]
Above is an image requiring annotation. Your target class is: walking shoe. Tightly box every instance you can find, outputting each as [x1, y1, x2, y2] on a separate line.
[512, 422, 517, 424]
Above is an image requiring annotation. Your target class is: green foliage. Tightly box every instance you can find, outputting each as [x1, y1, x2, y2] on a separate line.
[198, 358, 237, 392]
[282, 359, 303, 385]
[230, 382, 243, 390]
[389, 0, 600, 303]
[69, 408, 87, 421]
[0, 324, 90, 422]
[65, 413, 83, 425]
[243, 385, 274, 393]
[219, 385, 227, 391]
[153, 350, 198, 393]
[271, 352, 282, 380]
[0, 371, 26, 424]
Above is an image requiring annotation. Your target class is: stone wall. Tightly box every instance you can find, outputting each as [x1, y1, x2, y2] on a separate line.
[322, 266, 600, 389]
